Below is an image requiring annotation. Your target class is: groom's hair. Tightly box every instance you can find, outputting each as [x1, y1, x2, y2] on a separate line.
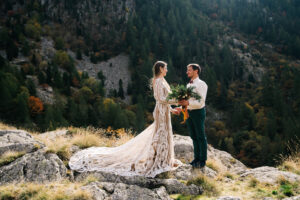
[187, 63, 201, 75]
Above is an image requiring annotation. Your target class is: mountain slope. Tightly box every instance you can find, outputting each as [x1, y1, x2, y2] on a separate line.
[0, 0, 299, 169]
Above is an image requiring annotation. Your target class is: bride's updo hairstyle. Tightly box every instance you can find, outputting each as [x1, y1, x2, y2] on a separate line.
[150, 61, 167, 89]
[153, 61, 167, 77]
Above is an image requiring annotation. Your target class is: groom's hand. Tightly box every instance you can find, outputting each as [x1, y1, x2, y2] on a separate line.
[175, 107, 182, 112]
[172, 107, 182, 115]
[179, 100, 189, 106]
[171, 110, 180, 115]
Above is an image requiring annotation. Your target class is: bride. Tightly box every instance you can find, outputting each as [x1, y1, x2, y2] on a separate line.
[69, 61, 182, 178]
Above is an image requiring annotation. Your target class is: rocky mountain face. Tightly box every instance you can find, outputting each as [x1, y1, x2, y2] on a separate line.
[1, 0, 135, 48]
[1, 128, 299, 199]
[39, 37, 132, 103]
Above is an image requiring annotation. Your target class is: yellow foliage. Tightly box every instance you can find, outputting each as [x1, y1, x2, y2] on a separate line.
[103, 98, 116, 110]
[245, 102, 254, 111]
[213, 120, 226, 130]
[227, 89, 235, 99]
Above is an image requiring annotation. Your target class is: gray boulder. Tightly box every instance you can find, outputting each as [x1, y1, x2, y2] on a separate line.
[75, 171, 203, 195]
[81, 182, 109, 200]
[83, 181, 171, 200]
[173, 134, 247, 174]
[283, 196, 300, 200]
[217, 197, 242, 200]
[0, 130, 44, 155]
[0, 149, 67, 185]
[40, 129, 68, 141]
[240, 166, 300, 184]
[171, 164, 217, 180]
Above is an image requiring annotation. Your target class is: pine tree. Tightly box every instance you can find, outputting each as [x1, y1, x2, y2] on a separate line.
[76, 49, 82, 60]
[118, 79, 125, 99]
[6, 39, 18, 61]
[26, 79, 36, 96]
[14, 87, 30, 123]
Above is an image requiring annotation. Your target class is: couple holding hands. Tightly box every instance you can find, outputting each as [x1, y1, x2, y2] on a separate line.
[69, 61, 208, 178]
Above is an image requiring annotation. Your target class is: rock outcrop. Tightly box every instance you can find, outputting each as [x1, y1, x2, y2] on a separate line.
[82, 181, 172, 200]
[239, 166, 300, 184]
[68, 52, 132, 103]
[174, 134, 247, 174]
[1, 129, 300, 199]
[0, 130, 44, 155]
[0, 149, 67, 185]
[75, 170, 203, 196]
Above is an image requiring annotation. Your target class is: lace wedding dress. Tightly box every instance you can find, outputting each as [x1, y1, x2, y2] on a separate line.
[69, 77, 182, 177]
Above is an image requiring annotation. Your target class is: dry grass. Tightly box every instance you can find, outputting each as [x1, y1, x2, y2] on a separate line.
[278, 137, 300, 175]
[278, 152, 300, 175]
[187, 172, 220, 197]
[71, 132, 103, 149]
[67, 126, 135, 148]
[81, 175, 99, 186]
[206, 159, 221, 173]
[32, 126, 135, 163]
[0, 180, 92, 200]
[0, 151, 26, 167]
[0, 121, 17, 130]
[248, 177, 258, 188]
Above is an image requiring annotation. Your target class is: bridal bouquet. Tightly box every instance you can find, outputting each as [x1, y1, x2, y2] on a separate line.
[167, 85, 201, 123]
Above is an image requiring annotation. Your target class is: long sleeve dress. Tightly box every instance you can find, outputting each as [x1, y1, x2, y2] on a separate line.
[68, 77, 182, 177]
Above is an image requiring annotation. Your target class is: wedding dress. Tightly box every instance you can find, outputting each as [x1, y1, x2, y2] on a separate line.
[69, 77, 182, 177]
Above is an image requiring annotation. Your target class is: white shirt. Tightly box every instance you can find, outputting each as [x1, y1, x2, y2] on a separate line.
[187, 77, 208, 110]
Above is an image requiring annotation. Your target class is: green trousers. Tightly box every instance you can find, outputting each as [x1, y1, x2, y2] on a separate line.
[186, 107, 207, 161]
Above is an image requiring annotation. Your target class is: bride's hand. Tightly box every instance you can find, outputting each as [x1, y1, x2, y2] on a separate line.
[174, 107, 182, 112]
[171, 109, 180, 115]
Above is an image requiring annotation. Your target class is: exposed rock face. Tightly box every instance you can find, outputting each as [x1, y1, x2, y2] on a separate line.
[263, 196, 300, 200]
[40, 37, 56, 61]
[223, 36, 266, 82]
[173, 134, 247, 174]
[41, 0, 135, 50]
[82, 181, 171, 200]
[233, 47, 265, 82]
[1, 128, 300, 199]
[171, 164, 217, 179]
[40, 129, 68, 141]
[239, 166, 300, 184]
[75, 171, 203, 196]
[0, 149, 67, 185]
[36, 85, 55, 104]
[81, 182, 109, 200]
[283, 196, 300, 200]
[40, 36, 132, 104]
[217, 197, 242, 200]
[69, 52, 131, 103]
[0, 130, 44, 155]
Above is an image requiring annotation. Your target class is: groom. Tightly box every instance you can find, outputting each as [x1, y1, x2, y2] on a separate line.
[178, 64, 208, 168]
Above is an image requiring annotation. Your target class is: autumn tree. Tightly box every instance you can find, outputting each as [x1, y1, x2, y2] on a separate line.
[28, 96, 44, 116]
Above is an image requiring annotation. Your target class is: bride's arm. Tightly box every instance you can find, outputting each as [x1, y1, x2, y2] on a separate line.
[154, 79, 178, 105]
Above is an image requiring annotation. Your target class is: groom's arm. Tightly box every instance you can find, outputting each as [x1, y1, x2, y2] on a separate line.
[187, 82, 208, 110]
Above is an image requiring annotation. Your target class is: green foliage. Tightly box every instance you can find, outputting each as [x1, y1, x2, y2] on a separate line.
[54, 37, 65, 50]
[0, 0, 299, 169]
[14, 87, 30, 123]
[53, 51, 74, 71]
[24, 19, 41, 40]
[118, 79, 125, 99]
[166, 85, 201, 102]
[76, 49, 82, 60]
